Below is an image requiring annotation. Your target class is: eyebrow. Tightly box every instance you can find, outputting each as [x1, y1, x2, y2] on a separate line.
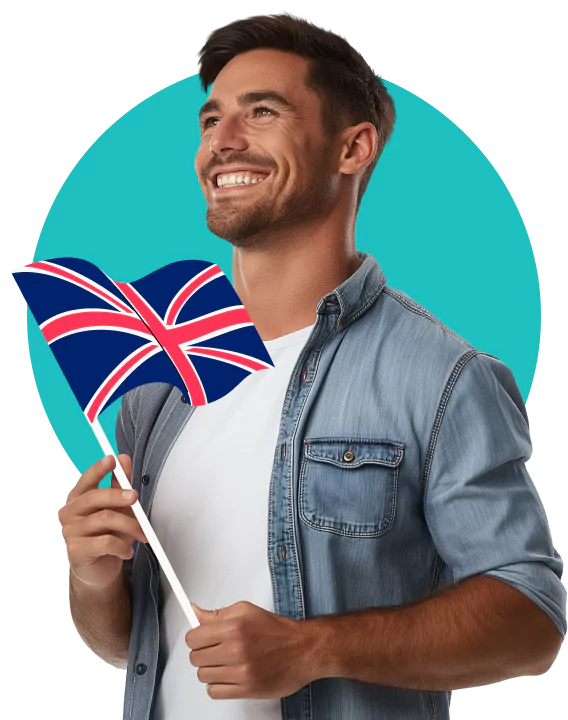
[198, 90, 294, 122]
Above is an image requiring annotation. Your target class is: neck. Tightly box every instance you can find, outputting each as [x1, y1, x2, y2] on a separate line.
[231, 214, 361, 341]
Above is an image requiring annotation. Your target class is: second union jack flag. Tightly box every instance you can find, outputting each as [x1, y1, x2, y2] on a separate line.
[14, 257, 274, 422]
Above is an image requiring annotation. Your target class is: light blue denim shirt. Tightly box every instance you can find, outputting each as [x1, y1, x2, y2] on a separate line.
[116, 251, 566, 720]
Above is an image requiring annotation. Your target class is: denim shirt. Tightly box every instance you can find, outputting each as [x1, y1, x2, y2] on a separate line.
[116, 251, 566, 720]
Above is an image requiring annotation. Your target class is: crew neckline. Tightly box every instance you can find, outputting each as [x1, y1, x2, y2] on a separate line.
[263, 323, 315, 351]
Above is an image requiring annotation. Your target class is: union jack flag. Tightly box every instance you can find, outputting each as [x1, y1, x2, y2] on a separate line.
[14, 257, 274, 422]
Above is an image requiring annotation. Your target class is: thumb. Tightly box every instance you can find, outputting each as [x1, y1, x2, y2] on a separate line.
[190, 601, 223, 622]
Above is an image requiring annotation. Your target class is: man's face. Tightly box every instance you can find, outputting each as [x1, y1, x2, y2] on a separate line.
[195, 49, 337, 247]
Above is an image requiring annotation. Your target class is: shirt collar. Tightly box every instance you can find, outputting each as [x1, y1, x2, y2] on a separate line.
[316, 251, 387, 330]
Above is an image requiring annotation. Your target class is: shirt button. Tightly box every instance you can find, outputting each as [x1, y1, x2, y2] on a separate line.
[343, 450, 355, 462]
[141, 474, 150, 485]
[135, 663, 147, 675]
[180, 395, 187, 404]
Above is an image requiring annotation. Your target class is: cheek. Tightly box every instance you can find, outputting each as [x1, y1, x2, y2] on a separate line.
[194, 144, 209, 177]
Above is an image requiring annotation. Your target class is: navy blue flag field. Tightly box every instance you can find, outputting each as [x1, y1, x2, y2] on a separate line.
[14, 258, 274, 423]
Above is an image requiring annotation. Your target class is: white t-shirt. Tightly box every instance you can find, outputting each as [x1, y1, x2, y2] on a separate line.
[150, 322, 315, 720]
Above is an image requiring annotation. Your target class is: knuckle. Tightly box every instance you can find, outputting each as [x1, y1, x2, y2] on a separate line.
[231, 641, 246, 663]
[66, 540, 78, 558]
[196, 666, 206, 683]
[81, 489, 94, 508]
[188, 650, 198, 667]
[239, 663, 254, 686]
[231, 618, 246, 636]
[99, 508, 113, 524]
[101, 535, 115, 551]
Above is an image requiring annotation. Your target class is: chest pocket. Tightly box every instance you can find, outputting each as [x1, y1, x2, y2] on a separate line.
[299, 437, 404, 538]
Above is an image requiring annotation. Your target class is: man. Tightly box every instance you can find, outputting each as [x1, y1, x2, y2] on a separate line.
[58, 13, 566, 720]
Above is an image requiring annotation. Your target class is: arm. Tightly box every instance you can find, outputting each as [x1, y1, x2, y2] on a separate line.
[69, 557, 132, 669]
[316, 354, 565, 690]
[312, 574, 562, 690]
[67, 397, 140, 672]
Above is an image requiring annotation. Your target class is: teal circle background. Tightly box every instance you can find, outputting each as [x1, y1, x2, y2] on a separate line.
[28, 75, 540, 476]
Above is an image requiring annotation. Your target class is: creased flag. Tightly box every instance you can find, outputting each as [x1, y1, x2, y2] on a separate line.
[13, 255, 273, 629]
[14, 257, 275, 421]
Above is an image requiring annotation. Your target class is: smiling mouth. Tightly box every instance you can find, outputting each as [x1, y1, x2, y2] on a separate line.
[212, 170, 271, 190]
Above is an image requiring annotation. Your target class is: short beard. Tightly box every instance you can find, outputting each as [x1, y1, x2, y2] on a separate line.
[206, 148, 334, 251]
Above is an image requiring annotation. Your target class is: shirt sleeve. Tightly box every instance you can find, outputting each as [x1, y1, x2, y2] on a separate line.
[116, 391, 135, 586]
[424, 351, 566, 637]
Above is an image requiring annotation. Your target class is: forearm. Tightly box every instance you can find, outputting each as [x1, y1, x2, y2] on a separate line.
[310, 576, 563, 691]
[69, 566, 132, 669]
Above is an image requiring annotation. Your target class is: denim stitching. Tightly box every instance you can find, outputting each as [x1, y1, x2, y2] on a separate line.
[305, 440, 404, 468]
[429, 689, 438, 720]
[128, 671, 136, 719]
[299, 451, 399, 538]
[288, 340, 326, 617]
[282, 333, 328, 720]
[305, 452, 401, 469]
[267, 436, 282, 616]
[384, 287, 475, 349]
[340, 279, 386, 329]
[120, 392, 136, 453]
[422, 349, 480, 493]
[422, 349, 480, 720]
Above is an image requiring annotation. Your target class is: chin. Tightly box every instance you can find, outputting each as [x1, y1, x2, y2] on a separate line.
[206, 210, 272, 249]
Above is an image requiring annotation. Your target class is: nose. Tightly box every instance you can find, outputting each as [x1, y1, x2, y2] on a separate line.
[209, 116, 248, 156]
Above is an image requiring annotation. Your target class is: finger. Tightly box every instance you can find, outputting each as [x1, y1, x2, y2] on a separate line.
[185, 624, 226, 650]
[68, 534, 135, 565]
[66, 456, 115, 504]
[106, 502, 138, 520]
[108, 474, 137, 519]
[65, 509, 147, 543]
[189, 645, 226, 668]
[196, 665, 240, 685]
[64, 486, 138, 521]
[206, 683, 247, 700]
[111, 454, 132, 489]
[63, 520, 137, 548]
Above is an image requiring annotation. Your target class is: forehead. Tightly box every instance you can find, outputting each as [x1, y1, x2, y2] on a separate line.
[208, 48, 314, 104]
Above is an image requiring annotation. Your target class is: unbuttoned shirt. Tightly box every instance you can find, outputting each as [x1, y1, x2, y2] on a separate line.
[116, 251, 566, 720]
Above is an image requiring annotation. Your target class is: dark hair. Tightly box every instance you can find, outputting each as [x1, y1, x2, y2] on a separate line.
[198, 13, 395, 208]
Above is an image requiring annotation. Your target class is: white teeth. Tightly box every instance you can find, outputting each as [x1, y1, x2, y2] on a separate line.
[216, 172, 268, 187]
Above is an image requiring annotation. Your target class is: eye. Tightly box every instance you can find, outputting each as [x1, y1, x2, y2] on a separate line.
[202, 116, 219, 130]
[252, 105, 275, 118]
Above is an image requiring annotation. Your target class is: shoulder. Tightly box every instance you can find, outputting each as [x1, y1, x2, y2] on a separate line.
[380, 285, 475, 353]
[361, 284, 480, 380]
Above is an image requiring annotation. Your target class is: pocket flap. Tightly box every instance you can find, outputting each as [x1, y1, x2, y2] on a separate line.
[304, 438, 404, 469]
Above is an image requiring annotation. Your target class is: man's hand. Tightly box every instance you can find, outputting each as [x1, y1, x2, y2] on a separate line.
[58, 454, 148, 590]
[186, 601, 322, 700]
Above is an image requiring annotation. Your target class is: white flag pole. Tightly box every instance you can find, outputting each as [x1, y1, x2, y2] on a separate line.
[91, 417, 199, 629]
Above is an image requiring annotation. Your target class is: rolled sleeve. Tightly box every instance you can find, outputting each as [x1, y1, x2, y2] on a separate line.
[424, 352, 566, 636]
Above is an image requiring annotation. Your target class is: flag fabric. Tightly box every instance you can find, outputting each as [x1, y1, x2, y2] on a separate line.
[14, 257, 274, 421]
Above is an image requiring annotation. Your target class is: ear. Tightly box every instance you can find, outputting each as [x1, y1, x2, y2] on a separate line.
[338, 122, 378, 176]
